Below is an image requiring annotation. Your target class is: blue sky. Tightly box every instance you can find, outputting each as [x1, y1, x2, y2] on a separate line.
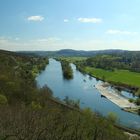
[0, 0, 140, 51]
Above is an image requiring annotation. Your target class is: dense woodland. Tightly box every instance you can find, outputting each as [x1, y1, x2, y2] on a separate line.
[0, 50, 139, 140]
[83, 52, 140, 72]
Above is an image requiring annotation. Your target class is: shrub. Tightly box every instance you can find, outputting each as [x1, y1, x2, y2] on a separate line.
[129, 98, 134, 103]
[107, 112, 118, 124]
[0, 94, 8, 105]
[135, 98, 140, 105]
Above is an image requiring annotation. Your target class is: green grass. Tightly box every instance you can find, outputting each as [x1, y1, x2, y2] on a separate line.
[57, 57, 140, 88]
[57, 56, 88, 63]
[84, 67, 140, 88]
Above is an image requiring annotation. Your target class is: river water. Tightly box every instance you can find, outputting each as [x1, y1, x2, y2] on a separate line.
[36, 59, 140, 129]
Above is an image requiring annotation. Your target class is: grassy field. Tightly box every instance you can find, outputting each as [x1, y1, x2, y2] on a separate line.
[56, 57, 140, 88]
[84, 67, 140, 88]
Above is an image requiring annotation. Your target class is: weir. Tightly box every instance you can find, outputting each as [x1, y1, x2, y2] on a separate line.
[96, 83, 137, 109]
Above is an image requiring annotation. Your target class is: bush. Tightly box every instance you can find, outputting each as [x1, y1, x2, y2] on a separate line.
[135, 98, 140, 105]
[138, 109, 140, 115]
[136, 88, 140, 97]
[107, 112, 118, 124]
[31, 101, 42, 110]
[60, 60, 73, 79]
[129, 98, 134, 103]
[0, 94, 8, 105]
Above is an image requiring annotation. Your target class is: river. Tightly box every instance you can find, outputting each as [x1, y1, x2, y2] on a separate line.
[36, 59, 140, 129]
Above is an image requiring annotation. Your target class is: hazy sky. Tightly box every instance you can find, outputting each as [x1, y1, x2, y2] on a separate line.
[0, 0, 140, 51]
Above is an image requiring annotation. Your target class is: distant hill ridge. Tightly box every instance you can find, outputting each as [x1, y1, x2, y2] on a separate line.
[16, 49, 127, 57]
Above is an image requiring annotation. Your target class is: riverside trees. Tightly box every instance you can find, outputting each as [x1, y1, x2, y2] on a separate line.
[0, 50, 139, 140]
[60, 60, 73, 79]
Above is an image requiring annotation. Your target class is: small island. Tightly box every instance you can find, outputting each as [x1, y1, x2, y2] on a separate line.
[60, 60, 73, 79]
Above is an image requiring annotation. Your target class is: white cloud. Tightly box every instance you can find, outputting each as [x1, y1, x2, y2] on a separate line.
[0, 37, 140, 51]
[27, 15, 44, 21]
[0, 37, 9, 44]
[64, 19, 69, 22]
[78, 18, 102, 23]
[68, 39, 140, 51]
[0, 37, 62, 51]
[35, 37, 61, 43]
[106, 29, 137, 35]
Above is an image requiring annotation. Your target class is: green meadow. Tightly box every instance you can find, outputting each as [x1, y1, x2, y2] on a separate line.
[84, 67, 140, 88]
[56, 57, 140, 88]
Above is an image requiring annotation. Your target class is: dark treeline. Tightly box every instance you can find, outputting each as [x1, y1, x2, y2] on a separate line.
[83, 51, 140, 72]
[60, 60, 73, 79]
[0, 50, 139, 140]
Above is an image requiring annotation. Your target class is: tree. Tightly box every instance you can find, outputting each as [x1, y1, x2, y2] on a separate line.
[107, 112, 118, 124]
[60, 60, 73, 79]
[138, 109, 140, 116]
[0, 94, 8, 105]
[136, 88, 140, 97]
[135, 98, 140, 105]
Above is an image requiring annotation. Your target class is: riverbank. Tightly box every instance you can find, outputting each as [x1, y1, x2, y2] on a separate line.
[56, 57, 140, 93]
[96, 83, 140, 114]
[76, 65, 140, 93]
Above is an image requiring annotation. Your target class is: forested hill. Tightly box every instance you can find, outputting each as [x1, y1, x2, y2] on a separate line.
[84, 52, 140, 73]
[17, 49, 126, 57]
[1, 50, 139, 139]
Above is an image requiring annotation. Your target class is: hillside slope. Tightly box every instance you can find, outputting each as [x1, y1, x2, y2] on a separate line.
[0, 50, 139, 140]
